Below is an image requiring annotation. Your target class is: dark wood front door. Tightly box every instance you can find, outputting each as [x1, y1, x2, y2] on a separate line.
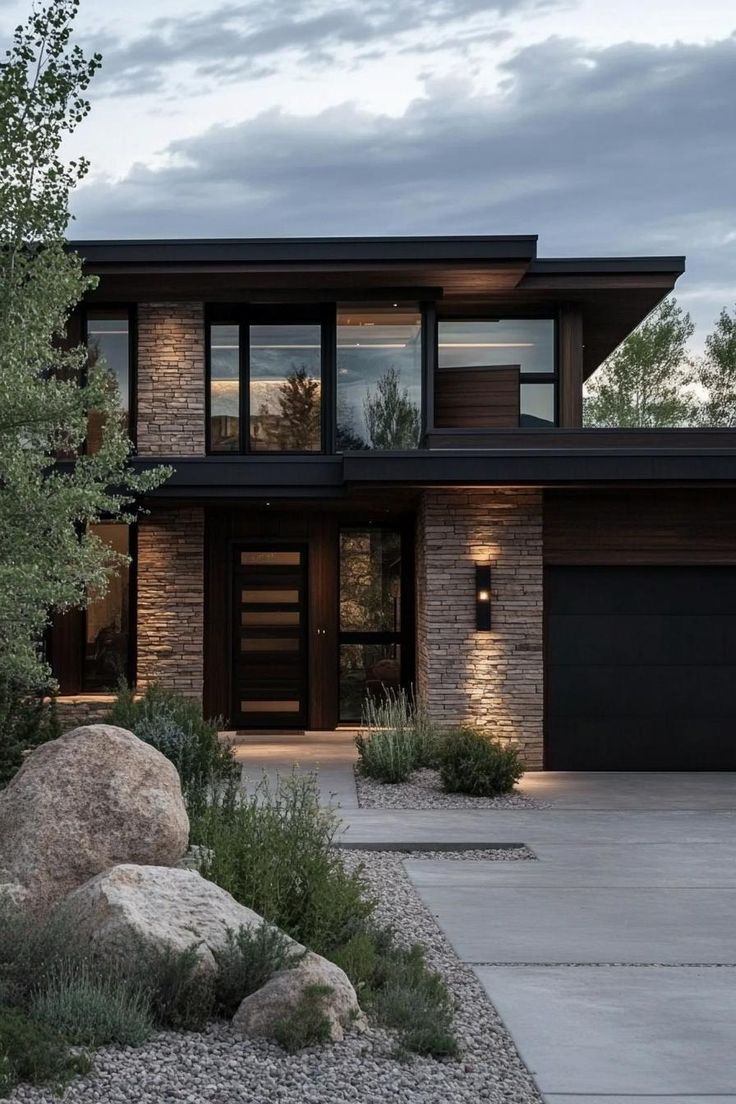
[232, 545, 308, 728]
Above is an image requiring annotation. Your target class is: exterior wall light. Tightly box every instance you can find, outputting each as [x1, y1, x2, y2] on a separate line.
[475, 565, 492, 630]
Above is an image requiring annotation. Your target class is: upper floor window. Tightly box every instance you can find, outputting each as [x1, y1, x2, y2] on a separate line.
[86, 309, 132, 444]
[436, 317, 557, 428]
[208, 315, 323, 453]
[336, 306, 422, 450]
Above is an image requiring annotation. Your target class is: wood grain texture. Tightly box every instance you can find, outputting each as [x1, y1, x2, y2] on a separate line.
[544, 489, 736, 564]
[434, 365, 520, 428]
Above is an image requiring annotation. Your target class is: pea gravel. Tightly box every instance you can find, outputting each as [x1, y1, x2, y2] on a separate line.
[356, 767, 546, 809]
[9, 848, 541, 1104]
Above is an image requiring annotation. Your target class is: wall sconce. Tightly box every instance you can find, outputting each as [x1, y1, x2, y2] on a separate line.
[475, 565, 492, 630]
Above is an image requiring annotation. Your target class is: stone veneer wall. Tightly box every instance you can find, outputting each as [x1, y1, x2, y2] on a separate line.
[136, 303, 206, 455]
[415, 489, 544, 769]
[136, 507, 205, 698]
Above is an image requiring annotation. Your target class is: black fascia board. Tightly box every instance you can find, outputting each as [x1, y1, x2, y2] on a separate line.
[527, 256, 686, 276]
[66, 235, 538, 267]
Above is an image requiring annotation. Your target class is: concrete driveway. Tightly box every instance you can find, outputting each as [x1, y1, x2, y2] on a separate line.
[398, 773, 736, 1103]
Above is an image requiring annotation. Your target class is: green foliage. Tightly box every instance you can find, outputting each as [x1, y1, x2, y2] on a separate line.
[191, 773, 374, 956]
[0, 680, 60, 788]
[0, 1006, 90, 1095]
[356, 688, 440, 782]
[134, 943, 214, 1032]
[0, 903, 86, 1010]
[0, 0, 169, 695]
[108, 683, 236, 809]
[439, 727, 524, 797]
[276, 368, 321, 450]
[213, 923, 302, 1017]
[584, 299, 697, 428]
[371, 943, 458, 1058]
[272, 984, 334, 1053]
[31, 963, 153, 1047]
[0, 1051, 13, 1098]
[696, 305, 736, 426]
[363, 366, 421, 448]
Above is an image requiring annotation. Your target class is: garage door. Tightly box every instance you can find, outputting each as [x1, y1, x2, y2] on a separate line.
[545, 566, 736, 770]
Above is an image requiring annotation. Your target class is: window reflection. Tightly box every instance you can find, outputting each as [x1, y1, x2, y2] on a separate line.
[336, 306, 421, 450]
[87, 310, 130, 451]
[438, 319, 555, 374]
[340, 530, 401, 632]
[339, 643, 401, 722]
[209, 324, 240, 451]
[249, 325, 321, 452]
[84, 524, 130, 691]
[520, 383, 556, 426]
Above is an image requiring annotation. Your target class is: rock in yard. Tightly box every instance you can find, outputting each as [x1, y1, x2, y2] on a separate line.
[0, 724, 189, 910]
[233, 951, 363, 1043]
[61, 863, 282, 979]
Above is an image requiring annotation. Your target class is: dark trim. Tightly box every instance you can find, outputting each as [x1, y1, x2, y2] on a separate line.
[528, 256, 686, 276]
[421, 301, 437, 438]
[69, 235, 539, 266]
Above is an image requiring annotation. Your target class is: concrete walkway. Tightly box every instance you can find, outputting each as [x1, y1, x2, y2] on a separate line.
[233, 732, 736, 1101]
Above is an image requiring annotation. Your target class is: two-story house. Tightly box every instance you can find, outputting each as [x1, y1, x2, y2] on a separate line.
[49, 236, 736, 771]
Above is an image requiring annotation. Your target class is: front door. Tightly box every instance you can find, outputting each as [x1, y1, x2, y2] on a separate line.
[232, 545, 308, 728]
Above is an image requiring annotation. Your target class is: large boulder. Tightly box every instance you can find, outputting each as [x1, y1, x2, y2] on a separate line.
[0, 725, 189, 909]
[61, 864, 275, 978]
[233, 952, 363, 1043]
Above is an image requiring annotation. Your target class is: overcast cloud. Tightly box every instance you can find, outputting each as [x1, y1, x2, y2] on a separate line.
[0, 0, 726, 346]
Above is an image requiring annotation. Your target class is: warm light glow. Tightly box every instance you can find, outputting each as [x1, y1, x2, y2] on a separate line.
[478, 589, 490, 602]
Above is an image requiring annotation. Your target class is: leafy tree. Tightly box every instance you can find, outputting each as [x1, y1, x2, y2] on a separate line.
[695, 306, 736, 426]
[0, 0, 169, 694]
[363, 366, 420, 449]
[277, 367, 320, 450]
[583, 298, 697, 427]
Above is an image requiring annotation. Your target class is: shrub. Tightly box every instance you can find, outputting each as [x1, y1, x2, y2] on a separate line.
[31, 963, 153, 1048]
[213, 923, 302, 1016]
[371, 943, 458, 1058]
[272, 984, 334, 1052]
[191, 773, 374, 957]
[0, 904, 86, 1010]
[0, 679, 60, 788]
[108, 682, 236, 809]
[134, 943, 214, 1032]
[356, 688, 440, 783]
[438, 727, 524, 797]
[0, 1006, 90, 1094]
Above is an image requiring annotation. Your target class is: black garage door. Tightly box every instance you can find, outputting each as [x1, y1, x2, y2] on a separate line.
[546, 566, 736, 770]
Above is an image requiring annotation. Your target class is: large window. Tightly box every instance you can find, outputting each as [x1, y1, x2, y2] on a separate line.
[86, 309, 133, 449]
[437, 318, 557, 427]
[339, 528, 403, 720]
[83, 524, 131, 690]
[336, 306, 422, 450]
[208, 318, 323, 453]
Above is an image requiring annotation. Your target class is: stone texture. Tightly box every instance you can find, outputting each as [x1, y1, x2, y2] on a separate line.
[63, 864, 281, 979]
[0, 725, 189, 909]
[136, 506, 205, 697]
[53, 695, 116, 730]
[136, 302, 206, 456]
[233, 952, 363, 1043]
[415, 488, 544, 769]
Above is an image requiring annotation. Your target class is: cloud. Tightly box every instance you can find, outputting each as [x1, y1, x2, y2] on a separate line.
[73, 33, 736, 337]
[90, 0, 561, 93]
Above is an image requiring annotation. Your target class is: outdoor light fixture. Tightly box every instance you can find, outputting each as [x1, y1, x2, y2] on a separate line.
[475, 565, 492, 630]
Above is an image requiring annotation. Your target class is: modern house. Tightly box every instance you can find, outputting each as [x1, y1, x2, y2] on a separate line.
[49, 236, 736, 771]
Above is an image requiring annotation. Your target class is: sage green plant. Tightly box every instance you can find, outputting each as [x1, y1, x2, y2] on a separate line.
[355, 687, 440, 782]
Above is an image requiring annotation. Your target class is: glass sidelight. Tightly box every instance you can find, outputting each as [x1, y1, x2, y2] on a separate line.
[232, 546, 307, 727]
[338, 528, 403, 721]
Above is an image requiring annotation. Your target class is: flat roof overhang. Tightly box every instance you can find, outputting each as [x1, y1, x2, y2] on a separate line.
[127, 438, 736, 500]
[67, 237, 685, 377]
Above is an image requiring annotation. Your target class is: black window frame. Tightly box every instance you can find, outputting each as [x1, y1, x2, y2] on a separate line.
[82, 303, 137, 448]
[337, 521, 415, 723]
[206, 304, 335, 455]
[434, 310, 560, 428]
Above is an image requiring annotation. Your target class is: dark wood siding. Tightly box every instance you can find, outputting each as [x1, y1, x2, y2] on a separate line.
[434, 366, 520, 429]
[558, 306, 583, 427]
[544, 489, 736, 565]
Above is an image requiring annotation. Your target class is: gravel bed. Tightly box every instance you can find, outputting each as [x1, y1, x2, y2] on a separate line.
[10, 849, 540, 1104]
[356, 767, 546, 809]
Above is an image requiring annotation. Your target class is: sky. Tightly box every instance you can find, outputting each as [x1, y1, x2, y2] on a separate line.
[2, 0, 734, 350]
